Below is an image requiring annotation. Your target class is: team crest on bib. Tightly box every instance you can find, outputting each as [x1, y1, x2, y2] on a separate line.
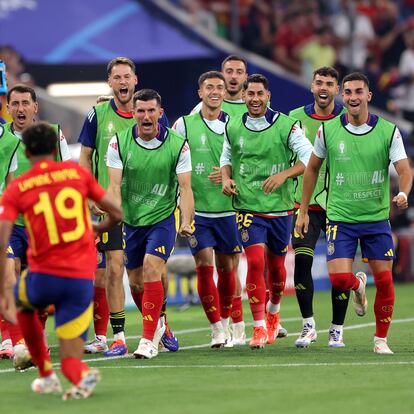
[188, 235, 198, 248]
[327, 242, 335, 256]
[97, 252, 103, 264]
[241, 229, 249, 243]
[124, 253, 128, 265]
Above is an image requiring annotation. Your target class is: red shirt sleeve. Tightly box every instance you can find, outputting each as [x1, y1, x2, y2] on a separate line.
[0, 183, 20, 222]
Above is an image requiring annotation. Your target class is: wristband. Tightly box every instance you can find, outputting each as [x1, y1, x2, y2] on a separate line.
[397, 191, 408, 201]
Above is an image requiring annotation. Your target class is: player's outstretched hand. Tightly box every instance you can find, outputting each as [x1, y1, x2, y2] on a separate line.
[294, 212, 309, 239]
[262, 173, 286, 194]
[208, 167, 222, 184]
[179, 223, 193, 237]
[0, 287, 17, 324]
[92, 222, 103, 237]
[392, 192, 408, 209]
[222, 178, 238, 196]
[89, 201, 106, 216]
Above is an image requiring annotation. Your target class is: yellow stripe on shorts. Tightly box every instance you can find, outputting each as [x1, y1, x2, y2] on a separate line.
[174, 207, 180, 233]
[56, 302, 93, 340]
[17, 269, 34, 310]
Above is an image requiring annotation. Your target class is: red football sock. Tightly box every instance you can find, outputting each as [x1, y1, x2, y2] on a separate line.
[130, 287, 144, 314]
[265, 289, 270, 307]
[266, 254, 287, 305]
[196, 265, 220, 324]
[142, 281, 164, 340]
[93, 287, 109, 337]
[329, 272, 359, 291]
[37, 308, 48, 330]
[61, 357, 89, 385]
[373, 271, 394, 338]
[217, 268, 235, 319]
[0, 318, 11, 341]
[245, 245, 266, 321]
[17, 310, 52, 377]
[2, 320, 24, 345]
[231, 296, 244, 323]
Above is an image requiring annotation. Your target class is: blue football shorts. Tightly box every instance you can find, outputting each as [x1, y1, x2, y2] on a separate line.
[325, 219, 395, 262]
[187, 214, 242, 255]
[123, 212, 178, 269]
[236, 212, 292, 256]
[9, 224, 28, 264]
[14, 271, 93, 341]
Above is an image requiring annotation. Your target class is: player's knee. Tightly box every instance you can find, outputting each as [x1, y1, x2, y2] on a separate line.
[329, 272, 353, 291]
[106, 263, 124, 280]
[374, 271, 393, 295]
[216, 259, 233, 274]
[245, 245, 264, 266]
[294, 250, 314, 268]
[195, 258, 212, 268]
[267, 254, 286, 277]
[129, 281, 144, 293]
[143, 261, 163, 282]
[246, 253, 263, 273]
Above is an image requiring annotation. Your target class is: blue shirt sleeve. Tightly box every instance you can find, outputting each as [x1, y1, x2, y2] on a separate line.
[78, 108, 97, 147]
[159, 112, 170, 128]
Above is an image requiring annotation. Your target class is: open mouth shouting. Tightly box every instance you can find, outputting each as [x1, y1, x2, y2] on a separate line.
[317, 92, 330, 107]
[141, 120, 153, 131]
[15, 112, 29, 129]
[118, 87, 130, 101]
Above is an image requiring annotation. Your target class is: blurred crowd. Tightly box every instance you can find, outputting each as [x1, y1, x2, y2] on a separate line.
[177, 0, 414, 123]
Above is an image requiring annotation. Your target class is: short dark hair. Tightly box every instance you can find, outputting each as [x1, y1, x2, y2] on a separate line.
[198, 71, 225, 87]
[107, 57, 136, 77]
[7, 84, 37, 103]
[22, 122, 57, 156]
[342, 72, 370, 89]
[243, 74, 269, 90]
[133, 89, 162, 106]
[313, 66, 339, 82]
[221, 55, 247, 71]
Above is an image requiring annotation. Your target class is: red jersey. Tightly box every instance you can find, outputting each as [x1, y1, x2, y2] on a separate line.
[0, 160, 106, 279]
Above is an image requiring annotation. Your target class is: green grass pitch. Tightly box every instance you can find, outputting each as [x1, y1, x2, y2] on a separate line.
[1, 283, 414, 414]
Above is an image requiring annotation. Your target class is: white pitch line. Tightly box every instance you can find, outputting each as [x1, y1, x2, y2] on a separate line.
[3, 360, 414, 374]
[1, 317, 413, 374]
[81, 361, 414, 369]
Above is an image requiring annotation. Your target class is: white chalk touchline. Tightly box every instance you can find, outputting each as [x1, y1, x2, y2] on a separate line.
[85, 361, 414, 369]
[1, 317, 413, 374]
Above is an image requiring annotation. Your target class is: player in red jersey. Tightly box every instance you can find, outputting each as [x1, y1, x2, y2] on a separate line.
[0, 122, 123, 399]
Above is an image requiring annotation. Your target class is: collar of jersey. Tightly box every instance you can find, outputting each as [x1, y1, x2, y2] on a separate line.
[132, 123, 167, 143]
[304, 101, 343, 119]
[110, 99, 133, 119]
[242, 107, 277, 125]
[341, 112, 378, 128]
